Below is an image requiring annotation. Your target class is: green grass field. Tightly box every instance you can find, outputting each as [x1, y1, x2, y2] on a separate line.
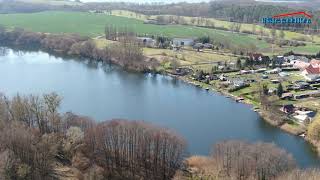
[16, 0, 81, 5]
[0, 11, 318, 54]
[111, 10, 320, 43]
[0, 11, 269, 48]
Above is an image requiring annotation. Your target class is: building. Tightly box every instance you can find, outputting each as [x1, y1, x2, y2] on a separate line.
[293, 81, 310, 90]
[294, 110, 315, 123]
[294, 90, 320, 99]
[231, 79, 247, 88]
[281, 93, 294, 100]
[302, 63, 320, 81]
[203, 43, 213, 49]
[249, 53, 263, 61]
[136, 37, 156, 47]
[193, 43, 204, 50]
[310, 59, 320, 65]
[275, 56, 286, 64]
[280, 104, 295, 114]
[172, 38, 195, 46]
[266, 68, 281, 74]
[292, 60, 310, 70]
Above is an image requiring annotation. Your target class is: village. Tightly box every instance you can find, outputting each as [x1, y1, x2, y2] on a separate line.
[130, 36, 320, 136]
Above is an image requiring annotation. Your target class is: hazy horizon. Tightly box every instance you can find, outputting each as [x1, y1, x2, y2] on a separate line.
[78, 0, 310, 2]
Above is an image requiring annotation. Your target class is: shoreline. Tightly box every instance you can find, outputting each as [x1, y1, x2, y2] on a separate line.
[1, 28, 318, 155]
[168, 73, 309, 137]
[172, 73, 320, 156]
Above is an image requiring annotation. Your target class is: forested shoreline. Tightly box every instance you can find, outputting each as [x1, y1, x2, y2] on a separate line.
[0, 26, 158, 72]
[0, 93, 320, 179]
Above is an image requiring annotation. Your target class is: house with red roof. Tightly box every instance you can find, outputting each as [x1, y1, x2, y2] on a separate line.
[302, 59, 320, 81]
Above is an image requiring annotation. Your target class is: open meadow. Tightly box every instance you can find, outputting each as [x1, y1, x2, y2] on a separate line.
[0, 11, 319, 54]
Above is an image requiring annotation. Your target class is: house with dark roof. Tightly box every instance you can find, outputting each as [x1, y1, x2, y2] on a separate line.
[280, 104, 295, 114]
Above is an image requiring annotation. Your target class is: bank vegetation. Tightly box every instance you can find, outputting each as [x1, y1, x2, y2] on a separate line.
[0, 93, 319, 179]
[0, 26, 158, 72]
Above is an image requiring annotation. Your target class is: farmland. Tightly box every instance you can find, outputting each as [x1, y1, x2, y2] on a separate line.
[111, 10, 320, 43]
[0, 11, 319, 54]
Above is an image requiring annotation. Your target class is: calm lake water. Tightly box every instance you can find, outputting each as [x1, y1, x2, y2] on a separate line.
[0, 47, 319, 167]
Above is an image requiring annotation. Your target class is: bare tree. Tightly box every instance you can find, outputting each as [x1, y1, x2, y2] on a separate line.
[84, 120, 187, 180]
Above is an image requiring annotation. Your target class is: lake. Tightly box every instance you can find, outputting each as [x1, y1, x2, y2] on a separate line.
[0, 47, 319, 167]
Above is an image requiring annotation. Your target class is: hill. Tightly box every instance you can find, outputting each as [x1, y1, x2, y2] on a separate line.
[0, 11, 319, 54]
[11, 0, 82, 6]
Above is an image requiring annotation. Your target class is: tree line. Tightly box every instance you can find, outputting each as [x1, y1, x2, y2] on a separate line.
[175, 140, 320, 180]
[0, 93, 320, 179]
[0, 93, 186, 179]
[0, 26, 157, 72]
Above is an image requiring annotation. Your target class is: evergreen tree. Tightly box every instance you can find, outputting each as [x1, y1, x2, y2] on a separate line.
[277, 83, 283, 98]
[236, 58, 242, 70]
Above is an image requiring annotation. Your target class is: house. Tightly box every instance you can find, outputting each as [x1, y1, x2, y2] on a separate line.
[294, 90, 320, 99]
[302, 64, 320, 81]
[240, 70, 250, 75]
[268, 88, 277, 95]
[174, 68, 192, 76]
[275, 56, 286, 64]
[285, 55, 295, 62]
[296, 56, 309, 63]
[292, 60, 310, 70]
[193, 43, 204, 50]
[204, 43, 213, 49]
[231, 79, 247, 88]
[310, 59, 320, 65]
[293, 81, 310, 90]
[301, 59, 320, 80]
[281, 93, 294, 100]
[136, 37, 156, 47]
[294, 114, 309, 123]
[249, 53, 263, 61]
[219, 74, 227, 81]
[172, 38, 194, 46]
[280, 104, 295, 114]
[205, 74, 218, 81]
[266, 68, 282, 74]
[293, 110, 315, 123]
